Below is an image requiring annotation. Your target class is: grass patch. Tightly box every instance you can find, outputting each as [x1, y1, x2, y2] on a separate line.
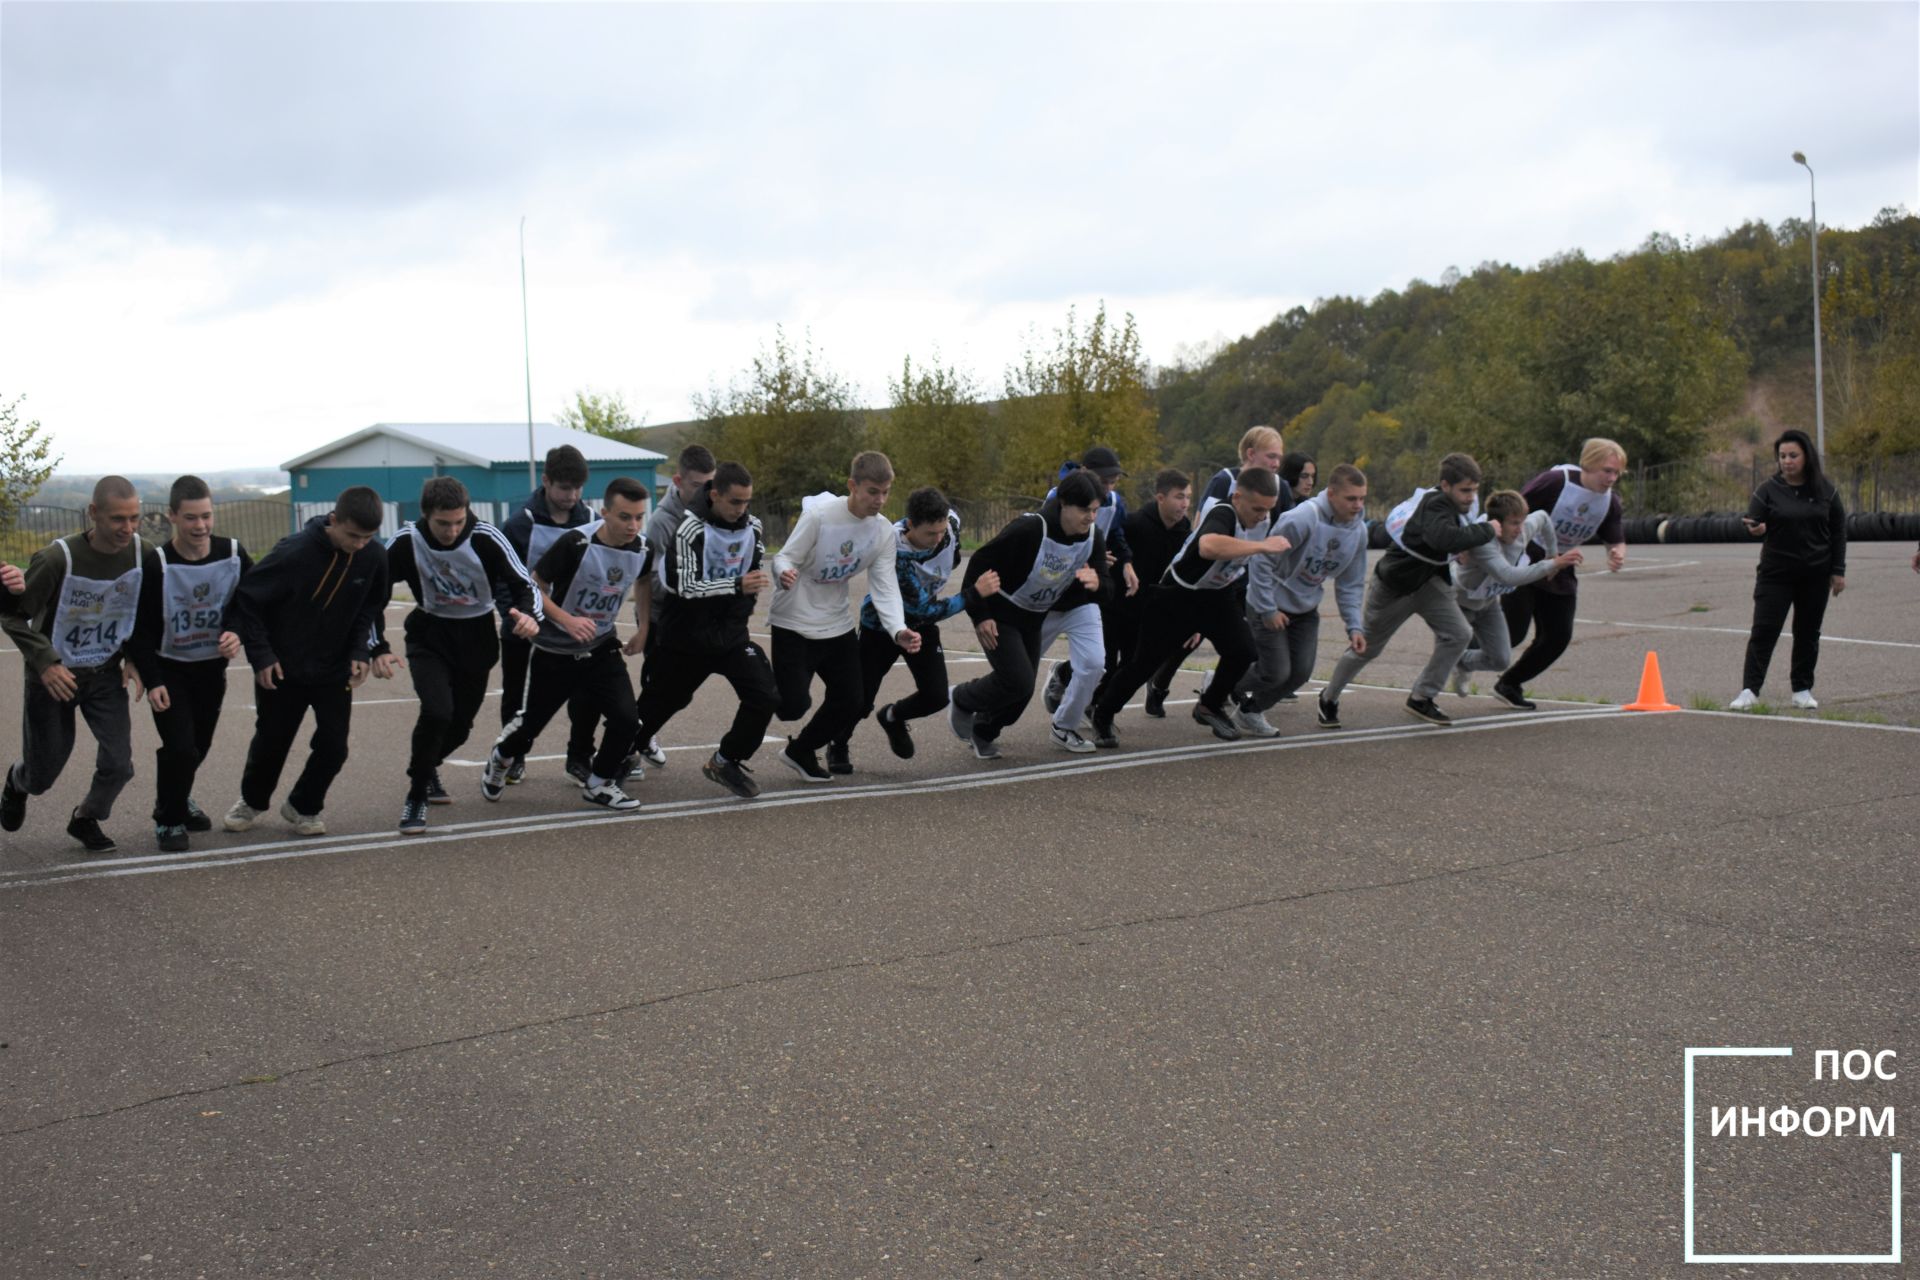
[1688, 603, 1712, 613]
[1536, 691, 1614, 705]
[1816, 708, 1892, 725]
[1688, 694, 1722, 711]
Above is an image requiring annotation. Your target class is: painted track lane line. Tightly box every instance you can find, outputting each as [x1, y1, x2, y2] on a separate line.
[1576, 617, 1920, 650]
[2, 708, 1624, 888]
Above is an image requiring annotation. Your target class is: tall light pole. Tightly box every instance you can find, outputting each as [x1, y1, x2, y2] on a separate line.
[520, 215, 537, 489]
[1792, 152, 1825, 454]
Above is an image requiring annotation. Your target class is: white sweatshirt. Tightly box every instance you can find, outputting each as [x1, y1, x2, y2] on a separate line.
[769, 494, 907, 640]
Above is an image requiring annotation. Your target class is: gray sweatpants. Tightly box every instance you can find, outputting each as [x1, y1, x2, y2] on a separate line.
[1321, 575, 1472, 704]
[1454, 598, 1515, 674]
[11, 663, 136, 820]
[1234, 605, 1320, 712]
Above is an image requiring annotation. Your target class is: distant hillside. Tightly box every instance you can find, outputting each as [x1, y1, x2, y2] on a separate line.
[38, 469, 289, 508]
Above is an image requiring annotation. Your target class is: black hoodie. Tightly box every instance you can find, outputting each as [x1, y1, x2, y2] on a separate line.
[960, 499, 1110, 625]
[656, 487, 765, 652]
[229, 516, 390, 685]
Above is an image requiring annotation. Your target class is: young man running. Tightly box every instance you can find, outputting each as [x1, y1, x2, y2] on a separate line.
[829, 486, 980, 769]
[388, 477, 542, 835]
[0, 476, 147, 854]
[1229, 464, 1370, 737]
[1450, 491, 1580, 695]
[636, 443, 717, 768]
[495, 444, 598, 783]
[1315, 453, 1496, 729]
[1039, 446, 1135, 753]
[947, 471, 1104, 759]
[1090, 467, 1288, 748]
[633, 461, 781, 799]
[224, 486, 398, 837]
[125, 476, 253, 852]
[486, 477, 651, 811]
[767, 451, 919, 782]
[1117, 469, 1194, 718]
[1202, 425, 1291, 510]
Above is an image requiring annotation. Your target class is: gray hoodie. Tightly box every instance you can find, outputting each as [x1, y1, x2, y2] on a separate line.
[644, 484, 690, 622]
[1450, 509, 1559, 609]
[1246, 492, 1367, 635]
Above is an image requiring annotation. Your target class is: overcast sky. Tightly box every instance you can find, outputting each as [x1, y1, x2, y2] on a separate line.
[4, 1, 1916, 476]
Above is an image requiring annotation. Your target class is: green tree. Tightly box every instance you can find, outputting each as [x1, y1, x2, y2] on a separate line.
[996, 302, 1160, 492]
[694, 328, 866, 503]
[556, 388, 645, 440]
[872, 352, 993, 500]
[0, 394, 61, 533]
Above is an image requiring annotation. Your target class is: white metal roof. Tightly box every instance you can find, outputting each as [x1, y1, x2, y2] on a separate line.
[281, 423, 666, 471]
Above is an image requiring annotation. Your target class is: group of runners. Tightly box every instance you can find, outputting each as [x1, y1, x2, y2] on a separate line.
[1, 429, 1656, 856]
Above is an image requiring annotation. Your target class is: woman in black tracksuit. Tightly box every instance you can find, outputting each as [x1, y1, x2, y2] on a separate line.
[1732, 429, 1847, 710]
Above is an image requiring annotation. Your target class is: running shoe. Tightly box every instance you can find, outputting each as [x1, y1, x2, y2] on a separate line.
[425, 771, 451, 805]
[1316, 694, 1341, 729]
[1191, 703, 1241, 741]
[279, 800, 327, 837]
[1728, 688, 1758, 711]
[581, 780, 641, 811]
[1449, 666, 1470, 698]
[638, 736, 668, 769]
[505, 755, 528, 784]
[1791, 689, 1818, 710]
[1232, 706, 1281, 739]
[1042, 663, 1069, 715]
[222, 799, 264, 831]
[481, 750, 510, 801]
[155, 823, 190, 853]
[1, 768, 26, 833]
[564, 756, 591, 785]
[948, 699, 975, 744]
[1143, 685, 1168, 718]
[1050, 725, 1096, 754]
[1404, 696, 1452, 726]
[184, 799, 214, 832]
[877, 703, 915, 760]
[826, 743, 853, 775]
[1090, 713, 1119, 750]
[702, 753, 760, 800]
[780, 740, 832, 783]
[970, 732, 1002, 761]
[1491, 680, 1536, 711]
[399, 796, 429, 836]
[67, 810, 117, 855]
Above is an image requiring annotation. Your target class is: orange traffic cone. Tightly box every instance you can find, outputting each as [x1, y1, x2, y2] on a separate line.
[1624, 650, 1680, 712]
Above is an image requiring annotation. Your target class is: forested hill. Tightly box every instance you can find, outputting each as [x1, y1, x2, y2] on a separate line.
[1152, 210, 1918, 495]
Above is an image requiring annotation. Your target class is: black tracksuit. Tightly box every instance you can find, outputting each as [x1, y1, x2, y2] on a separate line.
[493, 487, 598, 764]
[390, 516, 540, 798]
[1115, 505, 1193, 696]
[1741, 474, 1848, 694]
[127, 537, 254, 828]
[634, 491, 780, 764]
[228, 517, 390, 815]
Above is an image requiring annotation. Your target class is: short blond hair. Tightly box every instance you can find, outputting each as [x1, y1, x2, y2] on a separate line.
[849, 451, 894, 487]
[1239, 425, 1284, 460]
[1579, 437, 1626, 471]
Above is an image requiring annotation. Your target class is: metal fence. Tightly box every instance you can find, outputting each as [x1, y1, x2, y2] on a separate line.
[1620, 451, 1920, 518]
[0, 498, 296, 563]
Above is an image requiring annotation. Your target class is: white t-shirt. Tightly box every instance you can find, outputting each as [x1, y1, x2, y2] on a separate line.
[769, 494, 907, 640]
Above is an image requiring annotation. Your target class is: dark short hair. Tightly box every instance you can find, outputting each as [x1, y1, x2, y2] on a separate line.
[420, 476, 469, 515]
[711, 461, 752, 495]
[168, 475, 211, 512]
[1485, 490, 1527, 523]
[1279, 451, 1315, 488]
[1235, 466, 1280, 499]
[544, 444, 589, 487]
[905, 486, 949, 526]
[334, 485, 384, 532]
[1326, 463, 1366, 491]
[678, 444, 717, 476]
[1056, 470, 1102, 509]
[1438, 452, 1482, 487]
[92, 475, 138, 507]
[1153, 468, 1190, 496]
[603, 476, 648, 507]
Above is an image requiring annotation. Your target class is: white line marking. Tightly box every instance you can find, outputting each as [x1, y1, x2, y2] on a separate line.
[1610, 560, 1700, 572]
[1681, 708, 1920, 735]
[1576, 617, 1920, 650]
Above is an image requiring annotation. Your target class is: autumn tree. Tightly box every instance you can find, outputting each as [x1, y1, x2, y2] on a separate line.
[556, 388, 644, 440]
[996, 303, 1160, 492]
[871, 352, 994, 500]
[695, 328, 866, 503]
[0, 394, 61, 534]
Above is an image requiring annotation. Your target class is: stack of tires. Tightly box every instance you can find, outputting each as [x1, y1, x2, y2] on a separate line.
[1847, 511, 1920, 541]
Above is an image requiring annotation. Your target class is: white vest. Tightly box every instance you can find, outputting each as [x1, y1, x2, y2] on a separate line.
[1383, 488, 1478, 566]
[1547, 465, 1610, 550]
[158, 542, 243, 661]
[51, 538, 142, 669]
[699, 520, 754, 583]
[1003, 515, 1095, 613]
[1168, 497, 1268, 590]
[525, 519, 577, 573]
[413, 531, 495, 620]
[535, 526, 648, 654]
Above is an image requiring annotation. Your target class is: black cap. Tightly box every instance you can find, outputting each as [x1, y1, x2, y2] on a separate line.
[1081, 445, 1124, 480]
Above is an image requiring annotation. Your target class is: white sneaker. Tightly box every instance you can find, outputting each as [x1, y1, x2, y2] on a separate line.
[1050, 725, 1096, 754]
[279, 800, 326, 837]
[639, 735, 668, 768]
[1791, 689, 1819, 710]
[1232, 707, 1281, 739]
[222, 799, 263, 832]
[1450, 666, 1469, 697]
[581, 779, 641, 811]
[1197, 670, 1213, 699]
[1728, 688, 1758, 711]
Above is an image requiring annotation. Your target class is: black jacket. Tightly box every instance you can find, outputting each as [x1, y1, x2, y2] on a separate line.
[492, 486, 595, 621]
[960, 499, 1110, 624]
[1374, 490, 1496, 595]
[230, 516, 390, 685]
[657, 488, 765, 652]
[1747, 475, 1847, 576]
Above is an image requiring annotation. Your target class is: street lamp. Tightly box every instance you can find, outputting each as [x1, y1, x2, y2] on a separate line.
[1792, 152, 1825, 454]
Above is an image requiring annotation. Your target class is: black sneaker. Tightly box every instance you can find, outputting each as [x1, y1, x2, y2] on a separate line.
[155, 823, 190, 853]
[564, 756, 591, 785]
[1143, 684, 1168, 718]
[66, 809, 116, 855]
[779, 740, 832, 784]
[1191, 703, 1242, 741]
[1, 766, 26, 833]
[1405, 696, 1452, 726]
[826, 743, 853, 775]
[1090, 713, 1119, 750]
[183, 799, 213, 832]
[618, 753, 643, 782]
[1042, 663, 1069, 715]
[1492, 680, 1537, 711]
[505, 755, 528, 784]
[877, 703, 915, 760]
[1316, 694, 1341, 729]
[702, 753, 761, 800]
[399, 796, 429, 836]
[425, 771, 452, 805]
